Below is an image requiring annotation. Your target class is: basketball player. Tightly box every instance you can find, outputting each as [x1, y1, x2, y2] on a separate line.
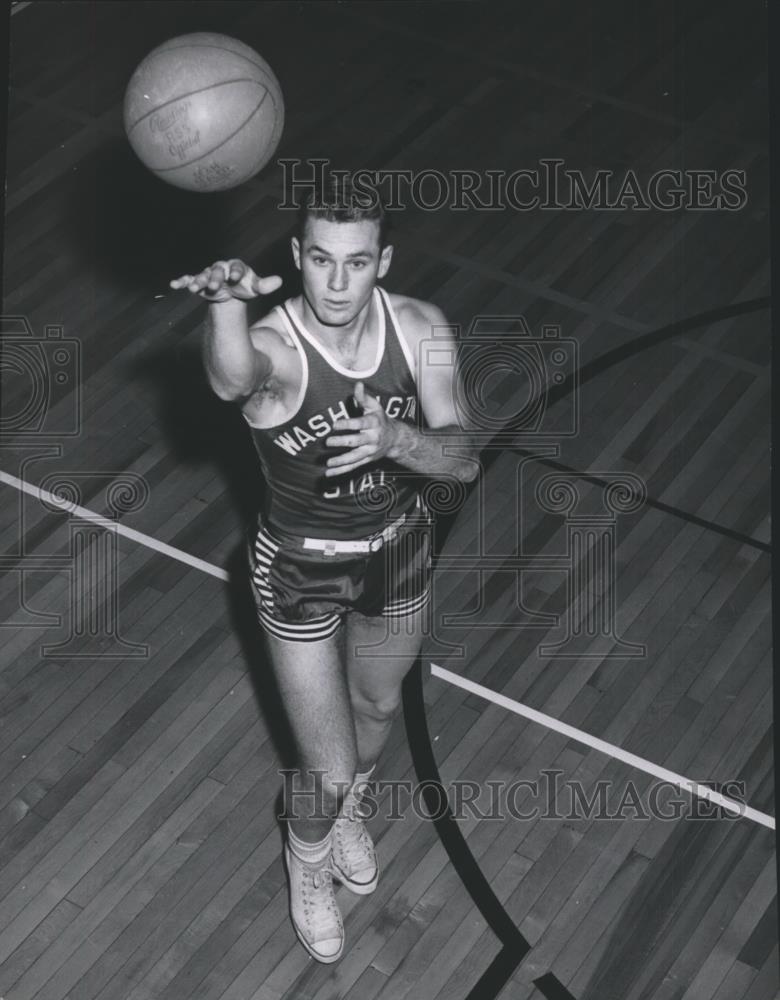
[170, 186, 479, 962]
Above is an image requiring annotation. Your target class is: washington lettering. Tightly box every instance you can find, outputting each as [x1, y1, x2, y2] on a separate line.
[273, 395, 417, 456]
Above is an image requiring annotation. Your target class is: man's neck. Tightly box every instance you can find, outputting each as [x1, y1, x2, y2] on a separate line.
[300, 292, 375, 353]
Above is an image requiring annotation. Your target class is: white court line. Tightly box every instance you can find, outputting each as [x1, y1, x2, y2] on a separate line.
[0, 471, 229, 582]
[431, 664, 775, 830]
[1, 469, 773, 830]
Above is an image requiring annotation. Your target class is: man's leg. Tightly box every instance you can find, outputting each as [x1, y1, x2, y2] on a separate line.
[329, 607, 427, 895]
[263, 625, 357, 962]
[264, 626, 357, 840]
[344, 606, 427, 773]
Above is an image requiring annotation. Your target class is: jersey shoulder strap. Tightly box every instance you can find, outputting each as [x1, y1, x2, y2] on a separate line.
[376, 286, 418, 384]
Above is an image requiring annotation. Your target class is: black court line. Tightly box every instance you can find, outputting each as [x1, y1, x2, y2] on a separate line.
[403, 296, 770, 1000]
[522, 454, 771, 554]
[487, 296, 771, 553]
[532, 973, 578, 999]
[560, 297, 769, 405]
[402, 663, 532, 998]
[403, 662, 574, 1000]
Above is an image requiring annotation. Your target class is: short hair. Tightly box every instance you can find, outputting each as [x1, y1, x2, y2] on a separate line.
[296, 178, 390, 249]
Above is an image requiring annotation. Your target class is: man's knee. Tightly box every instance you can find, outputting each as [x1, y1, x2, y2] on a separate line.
[351, 688, 402, 725]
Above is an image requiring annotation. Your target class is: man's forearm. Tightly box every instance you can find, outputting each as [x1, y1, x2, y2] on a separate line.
[387, 421, 480, 482]
[203, 298, 265, 401]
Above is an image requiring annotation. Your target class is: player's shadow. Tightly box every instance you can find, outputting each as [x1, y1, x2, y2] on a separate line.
[67, 138, 225, 292]
[93, 118, 302, 771]
[127, 341, 297, 766]
[67, 136, 300, 295]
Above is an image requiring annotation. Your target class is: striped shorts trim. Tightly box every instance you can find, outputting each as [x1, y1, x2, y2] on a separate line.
[251, 527, 279, 610]
[248, 502, 432, 643]
[250, 525, 344, 642]
[255, 605, 343, 643]
[381, 585, 431, 618]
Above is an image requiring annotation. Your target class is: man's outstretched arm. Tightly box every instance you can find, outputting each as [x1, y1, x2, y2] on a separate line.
[169, 259, 281, 401]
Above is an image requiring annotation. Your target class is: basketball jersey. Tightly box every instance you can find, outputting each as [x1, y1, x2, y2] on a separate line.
[244, 286, 425, 539]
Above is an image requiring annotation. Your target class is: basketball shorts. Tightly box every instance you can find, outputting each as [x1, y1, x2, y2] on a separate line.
[247, 497, 433, 643]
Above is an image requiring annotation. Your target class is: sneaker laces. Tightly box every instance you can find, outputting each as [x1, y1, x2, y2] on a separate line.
[298, 860, 340, 937]
[333, 808, 373, 875]
[309, 865, 332, 891]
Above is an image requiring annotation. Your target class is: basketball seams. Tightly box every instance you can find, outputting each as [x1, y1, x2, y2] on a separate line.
[124, 33, 284, 191]
[126, 78, 271, 133]
[153, 89, 275, 174]
[145, 43, 280, 80]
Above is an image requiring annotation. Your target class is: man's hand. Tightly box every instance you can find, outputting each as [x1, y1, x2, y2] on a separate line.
[324, 381, 400, 477]
[169, 259, 282, 302]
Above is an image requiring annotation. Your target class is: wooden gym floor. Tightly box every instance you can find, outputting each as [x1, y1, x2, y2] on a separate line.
[0, 2, 774, 999]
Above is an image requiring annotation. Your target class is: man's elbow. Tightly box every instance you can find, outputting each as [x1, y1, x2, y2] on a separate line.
[458, 453, 481, 482]
[209, 381, 236, 402]
[208, 377, 251, 403]
[461, 433, 482, 481]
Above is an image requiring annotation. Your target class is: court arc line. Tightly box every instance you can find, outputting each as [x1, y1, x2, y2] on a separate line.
[532, 972, 578, 999]
[518, 453, 771, 554]
[475, 295, 771, 556]
[402, 659, 533, 998]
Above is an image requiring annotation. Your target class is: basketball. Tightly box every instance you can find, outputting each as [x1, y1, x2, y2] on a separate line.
[123, 32, 284, 192]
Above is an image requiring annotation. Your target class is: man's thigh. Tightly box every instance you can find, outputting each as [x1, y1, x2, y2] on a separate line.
[264, 627, 355, 764]
[344, 607, 426, 707]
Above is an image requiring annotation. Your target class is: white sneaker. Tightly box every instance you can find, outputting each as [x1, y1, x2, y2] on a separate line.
[331, 810, 378, 895]
[283, 844, 344, 962]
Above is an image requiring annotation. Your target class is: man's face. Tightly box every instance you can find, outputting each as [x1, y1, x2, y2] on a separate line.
[291, 217, 392, 327]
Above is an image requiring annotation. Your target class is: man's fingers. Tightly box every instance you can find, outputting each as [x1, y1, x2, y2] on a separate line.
[359, 386, 382, 411]
[191, 266, 215, 290]
[324, 446, 373, 475]
[324, 432, 367, 449]
[326, 444, 373, 467]
[253, 274, 283, 295]
[325, 462, 368, 477]
[207, 264, 226, 292]
[227, 262, 244, 283]
[192, 273, 213, 292]
[330, 417, 371, 433]
[168, 263, 280, 299]
[354, 380, 381, 409]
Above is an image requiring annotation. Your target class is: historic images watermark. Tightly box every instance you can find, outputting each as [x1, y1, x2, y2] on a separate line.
[0, 315, 81, 438]
[0, 314, 148, 659]
[279, 158, 748, 212]
[279, 769, 749, 823]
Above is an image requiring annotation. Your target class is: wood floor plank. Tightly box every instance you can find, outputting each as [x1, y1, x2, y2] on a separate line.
[6, 777, 224, 1000]
[70, 759, 285, 1000]
[0, 644, 248, 947]
[739, 944, 780, 1000]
